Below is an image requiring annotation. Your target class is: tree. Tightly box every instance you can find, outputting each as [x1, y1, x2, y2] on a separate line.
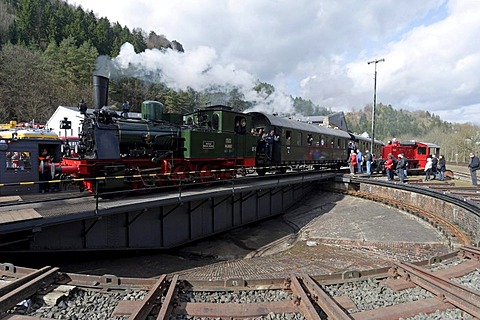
[92, 17, 113, 55]
[254, 82, 275, 97]
[44, 36, 97, 86]
[146, 31, 171, 50]
[0, 44, 60, 123]
[14, 0, 36, 45]
[130, 28, 147, 53]
[0, 0, 15, 46]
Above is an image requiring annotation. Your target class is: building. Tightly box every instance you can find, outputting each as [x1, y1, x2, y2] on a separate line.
[46, 106, 140, 139]
[45, 106, 83, 138]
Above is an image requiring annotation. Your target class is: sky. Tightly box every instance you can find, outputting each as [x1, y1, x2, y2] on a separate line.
[72, 0, 480, 125]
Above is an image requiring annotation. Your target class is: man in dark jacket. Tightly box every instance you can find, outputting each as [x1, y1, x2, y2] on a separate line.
[365, 150, 373, 176]
[396, 154, 407, 183]
[431, 154, 438, 180]
[438, 155, 446, 181]
[468, 152, 480, 186]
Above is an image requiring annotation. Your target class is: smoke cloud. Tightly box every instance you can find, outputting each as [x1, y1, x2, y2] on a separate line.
[95, 43, 294, 114]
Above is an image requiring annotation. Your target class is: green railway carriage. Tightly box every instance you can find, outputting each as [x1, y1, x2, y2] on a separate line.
[249, 112, 350, 174]
[181, 105, 257, 174]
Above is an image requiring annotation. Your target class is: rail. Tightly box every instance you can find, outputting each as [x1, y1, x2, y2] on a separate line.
[349, 176, 480, 216]
[0, 266, 60, 313]
[391, 262, 480, 318]
[2, 248, 479, 319]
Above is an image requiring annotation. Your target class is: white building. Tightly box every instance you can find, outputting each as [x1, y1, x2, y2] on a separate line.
[46, 106, 141, 138]
[45, 106, 85, 138]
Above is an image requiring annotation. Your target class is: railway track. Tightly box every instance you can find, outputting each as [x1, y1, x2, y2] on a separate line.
[1, 246, 479, 319]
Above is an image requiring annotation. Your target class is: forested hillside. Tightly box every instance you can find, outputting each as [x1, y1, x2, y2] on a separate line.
[0, 0, 187, 122]
[0, 0, 478, 161]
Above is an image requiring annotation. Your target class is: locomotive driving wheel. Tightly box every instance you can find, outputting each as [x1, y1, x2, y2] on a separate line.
[170, 164, 190, 185]
[197, 164, 215, 185]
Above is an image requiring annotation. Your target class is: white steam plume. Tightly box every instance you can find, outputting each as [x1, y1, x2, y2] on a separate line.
[95, 42, 294, 113]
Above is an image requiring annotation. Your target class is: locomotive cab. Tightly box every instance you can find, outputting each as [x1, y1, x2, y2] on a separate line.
[181, 106, 257, 166]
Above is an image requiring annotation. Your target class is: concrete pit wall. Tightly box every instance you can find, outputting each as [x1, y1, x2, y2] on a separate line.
[327, 181, 480, 247]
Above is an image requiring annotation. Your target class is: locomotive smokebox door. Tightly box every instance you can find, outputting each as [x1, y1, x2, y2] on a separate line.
[94, 130, 121, 159]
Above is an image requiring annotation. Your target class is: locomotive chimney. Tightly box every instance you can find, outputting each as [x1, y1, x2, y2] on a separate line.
[93, 75, 109, 110]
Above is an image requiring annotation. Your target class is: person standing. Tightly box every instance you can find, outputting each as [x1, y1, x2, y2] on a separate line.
[468, 152, 480, 186]
[365, 150, 373, 176]
[349, 150, 357, 174]
[396, 154, 407, 183]
[385, 153, 394, 181]
[121, 100, 130, 118]
[438, 155, 446, 181]
[356, 149, 363, 174]
[431, 154, 438, 180]
[424, 156, 432, 181]
[38, 148, 52, 193]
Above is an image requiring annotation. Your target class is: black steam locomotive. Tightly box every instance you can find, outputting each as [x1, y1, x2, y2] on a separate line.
[59, 75, 257, 193]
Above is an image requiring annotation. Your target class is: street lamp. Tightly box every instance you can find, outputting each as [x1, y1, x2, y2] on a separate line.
[367, 58, 385, 155]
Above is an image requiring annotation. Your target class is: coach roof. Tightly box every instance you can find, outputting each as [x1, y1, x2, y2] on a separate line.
[249, 112, 351, 138]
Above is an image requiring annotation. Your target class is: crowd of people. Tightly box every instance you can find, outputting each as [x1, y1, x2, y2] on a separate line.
[348, 148, 373, 176]
[423, 154, 447, 181]
[348, 146, 459, 184]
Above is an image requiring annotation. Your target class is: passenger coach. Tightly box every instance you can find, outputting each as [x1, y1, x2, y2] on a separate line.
[249, 112, 350, 175]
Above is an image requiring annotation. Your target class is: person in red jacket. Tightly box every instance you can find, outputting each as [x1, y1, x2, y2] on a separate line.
[349, 150, 357, 174]
[384, 153, 395, 181]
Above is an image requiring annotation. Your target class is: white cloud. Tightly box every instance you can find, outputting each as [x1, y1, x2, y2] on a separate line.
[73, 0, 480, 125]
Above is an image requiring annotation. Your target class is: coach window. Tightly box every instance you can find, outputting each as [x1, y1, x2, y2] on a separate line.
[307, 134, 313, 145]
[297, 132, 302, 146]
[286, 131, 292, 145]
[418, 147, 426, 155]
[234, 116, 246, 134]
[337, 138, 342, 149]
[212, 113, 219, 130]
[5, 151, 31, 171]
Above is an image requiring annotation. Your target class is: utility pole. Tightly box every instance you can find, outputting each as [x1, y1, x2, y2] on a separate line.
[367, 58, 385, 155]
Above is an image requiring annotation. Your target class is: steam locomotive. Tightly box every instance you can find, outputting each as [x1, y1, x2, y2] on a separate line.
[58, 75, 258, 193]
